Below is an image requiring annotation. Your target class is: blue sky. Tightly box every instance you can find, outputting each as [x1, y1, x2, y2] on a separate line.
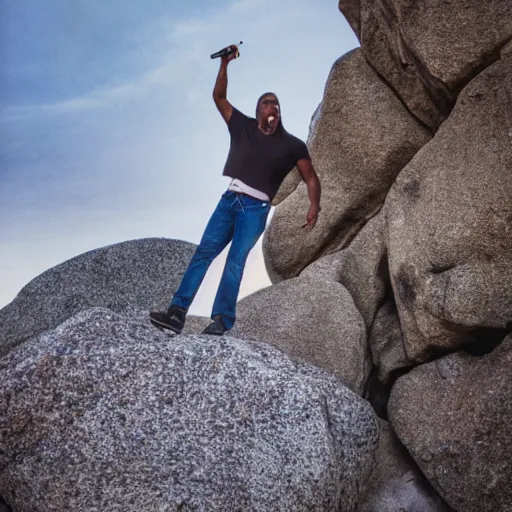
[0, 0, 358, 314]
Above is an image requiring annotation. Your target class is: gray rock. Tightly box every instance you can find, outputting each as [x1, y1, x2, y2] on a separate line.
[388, 335, 512, 512]
[501, 39, 512, 58]
[0, 308, 379, 512]
[231, 276, 369, 394]
[0, 238, 195, 356]
[271, 166, 303, 206]
[263, 49, 430, 282]
[338, 0, 361, 37]
[369, 300, 408, 386]
[358, 420, 452, 512]
[385, 57, 512, 362]
[301, 213, 388, 330]
[339, 0, 512, 129]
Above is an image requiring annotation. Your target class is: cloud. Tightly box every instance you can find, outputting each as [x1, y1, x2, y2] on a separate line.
[2, 64, 174, 120]
[3, 0, 342, 120]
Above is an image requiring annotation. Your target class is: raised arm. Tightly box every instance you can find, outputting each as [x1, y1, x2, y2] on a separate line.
[297, 158, 321, 228]
[213, 46, 238, 123]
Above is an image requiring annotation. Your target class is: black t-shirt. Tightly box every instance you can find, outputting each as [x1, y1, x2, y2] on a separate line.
[222, 108, 310, 200]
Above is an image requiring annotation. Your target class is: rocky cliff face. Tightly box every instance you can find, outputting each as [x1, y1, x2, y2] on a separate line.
[0, 2, 511, 511]
[338, 0, 512, 130]
[263, 1, 512, 510]
[264, 48, 431, 282]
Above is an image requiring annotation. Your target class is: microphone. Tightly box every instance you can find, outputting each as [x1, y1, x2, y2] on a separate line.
[210, 41, 243, 59]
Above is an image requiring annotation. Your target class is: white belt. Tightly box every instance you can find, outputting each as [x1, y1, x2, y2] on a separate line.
[228, 178, 270, 201]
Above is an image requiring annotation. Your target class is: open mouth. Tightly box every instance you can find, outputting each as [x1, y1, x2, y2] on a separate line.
[260, 119, 273, 134]
[263, 115, 277, 132]
[260, 109, 278, 134]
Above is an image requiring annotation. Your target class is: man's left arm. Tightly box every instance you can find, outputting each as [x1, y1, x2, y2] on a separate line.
[296, 158, 321, 228]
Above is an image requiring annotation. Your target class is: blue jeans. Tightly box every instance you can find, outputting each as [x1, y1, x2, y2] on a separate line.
[170, 190, 271, 329]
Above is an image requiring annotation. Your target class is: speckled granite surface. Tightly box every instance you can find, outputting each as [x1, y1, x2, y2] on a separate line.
[0, 308, 379, 512]
[0, 238, 195, 357]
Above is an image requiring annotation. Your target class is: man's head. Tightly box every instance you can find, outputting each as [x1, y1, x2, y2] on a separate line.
[256, 92, 282, 135]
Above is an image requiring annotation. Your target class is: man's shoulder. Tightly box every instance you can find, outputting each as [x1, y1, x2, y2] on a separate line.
[282, 130, 310, 161]
[283, 131, 307, 147]
[228, 107, 256, 132]
[231, 107, 256, 123]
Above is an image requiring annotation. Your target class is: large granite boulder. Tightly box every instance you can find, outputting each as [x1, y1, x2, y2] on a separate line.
[231, 276, 369, 394]
[339, 0, 512, 129]
[358, 420, 452, 512]
[388, 334, 512, 512]
[0, 308, 379, 512]
[300, 212, 389, 330]
[0, 238, 195, 356]
[385, 56, 512, 362]
[263, 49, 430, 282]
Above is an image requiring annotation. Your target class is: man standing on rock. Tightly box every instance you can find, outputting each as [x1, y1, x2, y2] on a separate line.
[150, 45, 321, 336]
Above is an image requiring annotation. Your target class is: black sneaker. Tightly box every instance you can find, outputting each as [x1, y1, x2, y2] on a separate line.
[149, 306, 187, 334]
[202, 315, 229, 336]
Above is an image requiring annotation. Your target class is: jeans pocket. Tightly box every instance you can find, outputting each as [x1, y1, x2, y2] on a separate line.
[243, 196, 269, 209]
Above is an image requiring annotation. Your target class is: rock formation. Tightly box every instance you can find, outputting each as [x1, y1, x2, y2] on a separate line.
[338, 0, 512, 129]
[261, 1, 511, 510]
[1, 1, 511, 510]
[389, 335, 512, 511]
[0, 238, 195, 357]
[264, 48, 431, 282]
[231, 276, 369, 394]
[0, 308, 378, 511]
[357, 420, 452, 512]
[385, 56, 512, 363]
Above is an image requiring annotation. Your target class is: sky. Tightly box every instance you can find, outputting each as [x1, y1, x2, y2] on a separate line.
[0, 0, 358, 316]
